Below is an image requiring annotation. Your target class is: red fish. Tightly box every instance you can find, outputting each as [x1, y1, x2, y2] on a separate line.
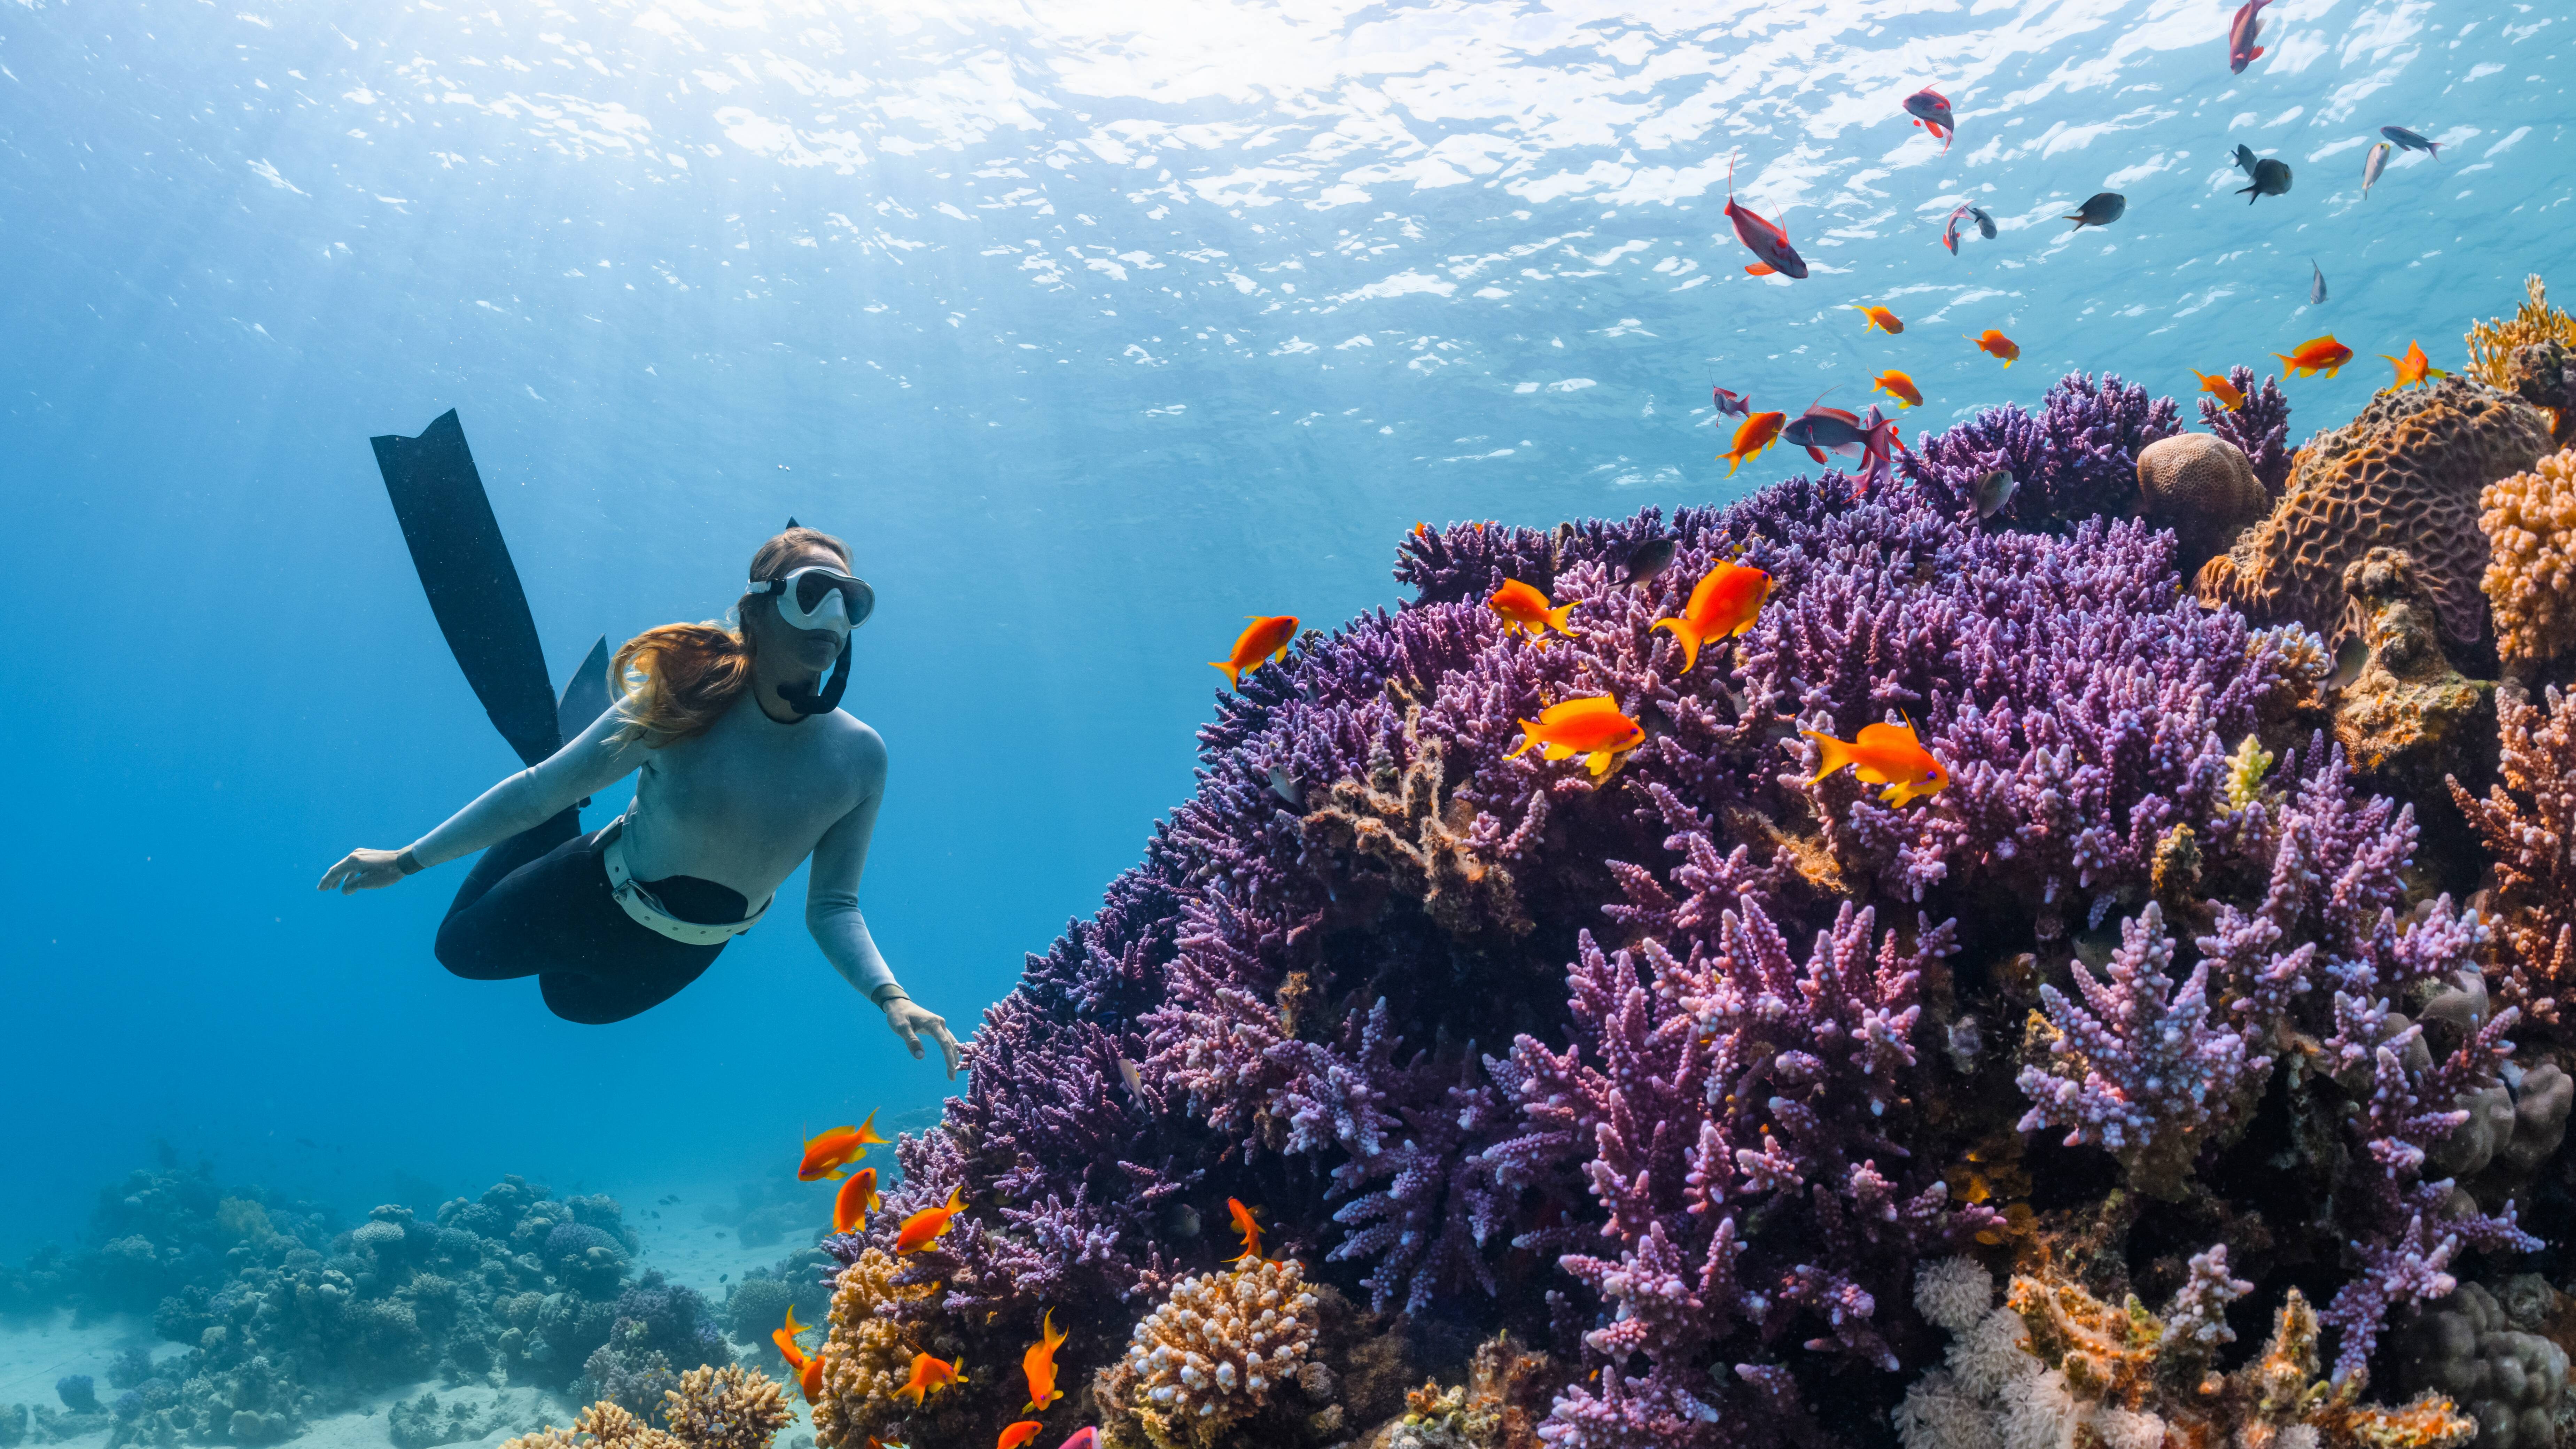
[2274, 335, 2353, 380]
[2379, 340, 2449, 389]
[2228, 0, 2272, 73]
[1487, 579, 1576, 648]
[1805, 717, 1952, 807]
[892, 1352, 966, 1406]
[1940, 203, 1970, 255]
[1209, 615, 1298, 689]
[1870, 370, 1922, 409]
[894, 1186, 966, 1254]
[997, 1427, 1042, 1449]
[1225, 1198, 1264, 1264]
[1505, 698, 1647, 778]
[1853, 305, 1905, 334]
[799, 1114, 889, 1182]
[2190, 368, 2244, 411]
[833, 1168, 880, 1235]
[1652, 564, 1772, 674]
[1711, 385, 1752, 418]
[1852, 405, 1907, 492]
[1022, 1309, 1068, 1413]
[1725, 153, 1808, 279]
[1969, 329, 2020, 367]
[1903, 87, 1955, 151]
[1720, 412, 1786, 476]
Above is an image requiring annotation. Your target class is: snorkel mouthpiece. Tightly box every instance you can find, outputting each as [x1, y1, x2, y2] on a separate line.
[778, 636, 852, 717]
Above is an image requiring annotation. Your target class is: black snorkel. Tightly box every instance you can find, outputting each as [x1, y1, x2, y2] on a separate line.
[776, 636, 852, 717]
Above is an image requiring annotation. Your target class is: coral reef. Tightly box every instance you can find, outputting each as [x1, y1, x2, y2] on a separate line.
[2391, 1283, 2564, 1448]
[1901, 369, 2180, 526]
[2137, 430, 2271, 572]
[2330, 547, 2495, 799]
[1093, 1257, 1320, 1448]
[2449, 685, 2576, 1023]
[2198, 377, 2554, 645]
[805, 1247, 934, 1449]
[2466, 276, 2576, 443]
[719, 1249, 835, 1364]
[2478, 446, 2576, 667]
[2202, 363, 2298, 495]
[655, 1366, 792, 1449]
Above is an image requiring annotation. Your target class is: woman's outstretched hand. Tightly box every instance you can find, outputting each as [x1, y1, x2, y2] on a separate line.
[883, 998, 964, 1078]
[318, 848, 410, 894]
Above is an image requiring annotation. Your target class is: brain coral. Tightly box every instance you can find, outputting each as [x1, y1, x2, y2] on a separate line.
[1096, 1258, 1319, 1449]
[2480, 446, 2576, 664]
[2136, 431, 2268, 571]
[2197, 377, 2552, 643]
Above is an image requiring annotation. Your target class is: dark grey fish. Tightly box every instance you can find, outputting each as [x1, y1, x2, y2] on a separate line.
[1266, 763, 1304, 810]
[2381, 125, 2441, 158]
[2310, 260, 2327, 305]
[2361, 141, 2392, 197]
[1621, 536, 1676, 586]
[1782, 408, 1868, 452]
[2238, 158, 2291, 203]
[2327, 634, 2370, 690]
[2063, 192, 2125, 229]
[1969, 205, 1997, 239]
[1160, 1201, 1201, 1239]
[2232, 143, 2260, 177]
[1972, 467, 2018, 519]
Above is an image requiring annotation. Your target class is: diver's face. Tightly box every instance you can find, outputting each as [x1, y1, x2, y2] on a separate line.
[756, 544, 854, 675]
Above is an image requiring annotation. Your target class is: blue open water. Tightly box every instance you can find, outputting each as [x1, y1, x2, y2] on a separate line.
[1, 0, 2568, 1252]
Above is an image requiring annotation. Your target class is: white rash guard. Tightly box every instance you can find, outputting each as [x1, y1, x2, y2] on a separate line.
[405, 691, 900, 997]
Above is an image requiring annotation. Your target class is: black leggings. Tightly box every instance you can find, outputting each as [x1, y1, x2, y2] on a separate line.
[434, 811, 747, 1024]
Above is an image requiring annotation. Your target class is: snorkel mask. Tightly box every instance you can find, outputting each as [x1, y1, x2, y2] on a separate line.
[750, 563, 875, 716]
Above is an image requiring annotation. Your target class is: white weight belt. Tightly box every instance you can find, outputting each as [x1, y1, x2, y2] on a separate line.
[600, 816, 772, 946]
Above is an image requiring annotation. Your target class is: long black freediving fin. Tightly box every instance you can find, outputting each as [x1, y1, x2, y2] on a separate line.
[555, 634, 612, 743]
[371, 410, 562, 769]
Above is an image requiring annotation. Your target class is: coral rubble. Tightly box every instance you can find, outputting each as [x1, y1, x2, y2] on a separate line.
[2198, 377, 2553, 646]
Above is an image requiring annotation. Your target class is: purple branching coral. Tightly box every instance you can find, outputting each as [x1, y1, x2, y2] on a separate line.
[1901, 371, 2181, 526]
[2017, 901, 2259, 1196]
[2199, 364, 2296, 495]
[830, 368, 2534, 1447]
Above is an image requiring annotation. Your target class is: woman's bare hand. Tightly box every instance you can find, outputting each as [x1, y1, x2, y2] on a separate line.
[318, 848, 410, 894]
[883, 998, 964, 1078]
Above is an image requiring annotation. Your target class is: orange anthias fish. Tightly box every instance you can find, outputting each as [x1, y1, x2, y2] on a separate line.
[1853, 305, 1905, 334]
[1804, 718, 1952, 808]
[894, 1186, 966, 1254]
[1720, 411, 1786, 477]
[1487, 579, 1576, 648]
[996, 1426, 1042, 1449]
[1022, 1309, 1068, 1413]
[798, 1353, 825, 1405]
[1652, 564, 1772, 674]
[1225, 1198, 1264, 1264]
[1870, 369, 1923, 409]
[798, 1112, 890, 1182]
[1209, 614, 1299, 690]
[1968, 330, 2020, 367]
[893, 1352, 967, 1407]
[2379, 339, 2451, 389]
[833, 1168, 880, 1235]
[2190, 369, 2245, 411]
[1505, 697, 1647, 778]
[2274, 335, 2353, 379]
[775, 1307, 811, 1371]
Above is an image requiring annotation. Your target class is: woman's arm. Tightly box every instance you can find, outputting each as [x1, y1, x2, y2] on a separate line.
[317, 706, 647, 893]
[807, 732, 964, 1077]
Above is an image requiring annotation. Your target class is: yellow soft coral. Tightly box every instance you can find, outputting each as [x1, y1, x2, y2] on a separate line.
[2481, 447, 2576, 664]
[807, 1248, 934, 1449]
[2466, 275, 2576, 395]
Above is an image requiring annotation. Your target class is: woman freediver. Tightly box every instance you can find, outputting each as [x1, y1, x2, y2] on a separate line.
[318, 523, 963, 1075]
